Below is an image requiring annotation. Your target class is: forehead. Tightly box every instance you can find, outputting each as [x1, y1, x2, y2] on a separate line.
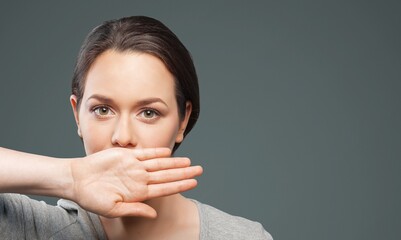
[83, 50, 176, 102]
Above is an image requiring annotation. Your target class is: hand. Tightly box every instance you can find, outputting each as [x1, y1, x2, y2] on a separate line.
[69, 147, 202, 218]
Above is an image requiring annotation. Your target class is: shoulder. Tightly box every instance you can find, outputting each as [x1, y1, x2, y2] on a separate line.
[193, 200, 273, 240]
[0, 193, 106, 240]
[56, 199, 107, 239]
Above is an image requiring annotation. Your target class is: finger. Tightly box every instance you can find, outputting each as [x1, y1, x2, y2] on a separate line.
[148, 179, 199, 198]
[134, 148, 171, 161]
[143, 157, 191, 172]
[105, 202, 157, 218]
[148, 165, 203, 184]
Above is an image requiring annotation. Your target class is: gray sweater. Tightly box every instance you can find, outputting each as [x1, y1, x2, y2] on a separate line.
[0, 194, 272, 239]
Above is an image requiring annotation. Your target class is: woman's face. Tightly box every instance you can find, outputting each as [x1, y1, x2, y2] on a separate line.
[70, 50, 191, 155]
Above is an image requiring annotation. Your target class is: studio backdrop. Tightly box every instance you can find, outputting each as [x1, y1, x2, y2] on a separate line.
[0, 1, 400, 239]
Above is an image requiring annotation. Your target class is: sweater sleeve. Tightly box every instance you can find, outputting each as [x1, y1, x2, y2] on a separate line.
[0, 193, 106, 240]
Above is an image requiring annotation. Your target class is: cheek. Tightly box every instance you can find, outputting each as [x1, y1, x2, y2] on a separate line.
[81, 121, 114, 155]
[137, 120, 180, 149]
[77, 108, 181, 153]
[79, 117, 180, 154]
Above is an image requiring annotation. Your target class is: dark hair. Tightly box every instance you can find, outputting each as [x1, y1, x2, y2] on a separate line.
[71, 16, 200, 152]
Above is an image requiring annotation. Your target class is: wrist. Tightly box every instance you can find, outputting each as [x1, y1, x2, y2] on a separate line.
[61, 157, 80, 201]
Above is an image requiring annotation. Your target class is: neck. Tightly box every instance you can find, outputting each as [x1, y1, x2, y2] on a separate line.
[100, 194, 199, 239]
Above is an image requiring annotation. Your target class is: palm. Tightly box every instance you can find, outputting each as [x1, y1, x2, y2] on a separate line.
[70, 147, 202, 218]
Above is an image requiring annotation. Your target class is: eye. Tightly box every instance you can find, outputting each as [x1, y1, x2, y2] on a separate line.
[141, 109, 158, 119]
[93, 106, 113, 116]
[138, 109, 160, 122]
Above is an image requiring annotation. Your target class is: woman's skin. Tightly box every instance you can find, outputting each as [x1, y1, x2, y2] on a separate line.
[0, 50, 203, 239]
[0, 142, 202, 219]
[70, 50, 202, 239]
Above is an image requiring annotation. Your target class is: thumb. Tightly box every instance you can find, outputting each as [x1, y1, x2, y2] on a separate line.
[106, 202, 157, 218]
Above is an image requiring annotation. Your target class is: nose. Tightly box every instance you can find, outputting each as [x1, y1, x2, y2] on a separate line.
[111, 114, 137, 148]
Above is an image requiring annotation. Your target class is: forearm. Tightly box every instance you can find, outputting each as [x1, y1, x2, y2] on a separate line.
[0, 147, 202, 218]
[0, 147, 74, 199]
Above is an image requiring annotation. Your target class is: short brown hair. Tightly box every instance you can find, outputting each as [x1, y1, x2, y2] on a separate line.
[71, 16, 200, 151]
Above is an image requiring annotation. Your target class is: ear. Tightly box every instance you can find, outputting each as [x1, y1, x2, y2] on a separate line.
[70, 95, 81, 137]
[175, 101, 192, 143]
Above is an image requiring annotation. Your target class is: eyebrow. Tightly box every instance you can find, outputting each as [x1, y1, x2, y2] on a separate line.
[86, 94, 169, 108]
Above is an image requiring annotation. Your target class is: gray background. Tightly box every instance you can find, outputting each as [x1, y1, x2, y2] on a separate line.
[0, 1, 400, 239]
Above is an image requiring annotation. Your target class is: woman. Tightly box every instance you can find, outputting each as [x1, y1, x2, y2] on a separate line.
[0, 16, 272, 239]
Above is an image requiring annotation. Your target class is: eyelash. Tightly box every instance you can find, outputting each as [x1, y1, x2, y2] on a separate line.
[90, 105, 161, 122]
[91, 105, 114, 118]
[138, 108, 161, 122]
